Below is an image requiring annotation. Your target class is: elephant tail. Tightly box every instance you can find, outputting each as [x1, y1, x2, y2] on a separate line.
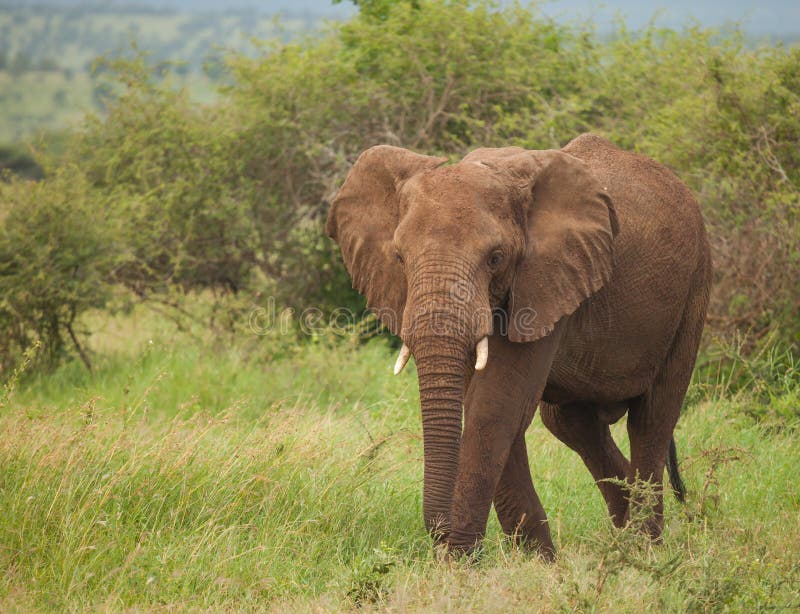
[666, 436, 686, 503]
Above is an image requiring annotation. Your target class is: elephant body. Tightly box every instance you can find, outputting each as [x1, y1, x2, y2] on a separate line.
[327, 133, 711, 557]
[546, 135, 710, 405]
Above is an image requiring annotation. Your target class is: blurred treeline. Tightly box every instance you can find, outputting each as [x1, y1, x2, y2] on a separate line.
[0, 4, 327, 142]
[0, 3, 322, 73]
[1, 0, 798, 375]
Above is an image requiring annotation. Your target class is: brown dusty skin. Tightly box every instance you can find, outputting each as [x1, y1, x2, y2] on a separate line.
[326, 133, 711, 556]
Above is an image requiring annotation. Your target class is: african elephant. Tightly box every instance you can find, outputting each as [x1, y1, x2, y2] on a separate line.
[326, 133, 711, 558]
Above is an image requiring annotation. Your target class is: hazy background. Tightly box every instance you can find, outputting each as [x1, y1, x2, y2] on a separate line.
[1, 0, 798, 142]
[4, 0, 800, 32]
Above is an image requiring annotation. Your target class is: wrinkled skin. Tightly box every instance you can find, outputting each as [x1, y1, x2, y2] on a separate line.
[326, 134, 711, 558]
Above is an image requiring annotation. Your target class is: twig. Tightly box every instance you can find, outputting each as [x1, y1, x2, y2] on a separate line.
[66, 321, 92, 372]
[66, 306, 92, 372]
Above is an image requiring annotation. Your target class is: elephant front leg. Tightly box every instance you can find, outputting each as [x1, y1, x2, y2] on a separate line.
[445, 330, 562, 556]
[493, 430, 555, 560]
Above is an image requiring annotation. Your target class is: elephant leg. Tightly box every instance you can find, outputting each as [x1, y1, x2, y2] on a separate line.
[540, 401, 630, 526]
[625, 390, 680, 538]
[446, 328, 563, 556]
[626, 287, 707, 539]
[493, 428, 556, 560]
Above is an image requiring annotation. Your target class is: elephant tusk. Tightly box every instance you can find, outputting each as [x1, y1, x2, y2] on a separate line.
[394, 344, 411, 375]
[475, 336, 489, 371]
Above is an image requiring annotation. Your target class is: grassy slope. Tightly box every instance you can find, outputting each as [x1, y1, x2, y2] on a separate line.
[0, 71, 93, 143]
[0, 8, 321, 143]
[0, 315, 798, 611]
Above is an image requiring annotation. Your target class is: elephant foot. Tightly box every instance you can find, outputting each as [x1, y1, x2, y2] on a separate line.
[622, 502, 664, 542]
[515, 535, 556, 562]
[425, 513, 451, 546]
[436, 532, 557, 564]
[447, 540, 480, 559]
[432, 529, 483, 563]
[433, 542, 479, 564]
[632, 516, 664, 542]
[496, 509, 557, 562]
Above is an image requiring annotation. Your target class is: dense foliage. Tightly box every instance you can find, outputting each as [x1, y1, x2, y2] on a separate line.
[1, 0, 798, 373]
[0, 168, 114, 371]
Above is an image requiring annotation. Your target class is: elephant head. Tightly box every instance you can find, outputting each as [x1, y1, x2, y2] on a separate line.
[326, 144, 618, 539]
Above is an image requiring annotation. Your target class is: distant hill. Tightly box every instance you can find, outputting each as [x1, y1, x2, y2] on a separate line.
[0, 3, 339, 142]
[0, 4, 338, 74]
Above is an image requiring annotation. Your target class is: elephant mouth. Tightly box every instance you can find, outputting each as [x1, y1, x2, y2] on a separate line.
[393, 336, 488, 375]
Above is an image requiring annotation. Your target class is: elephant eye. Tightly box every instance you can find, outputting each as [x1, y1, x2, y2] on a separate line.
[488, 249, 504, 268]
[395, 252, 404, 266]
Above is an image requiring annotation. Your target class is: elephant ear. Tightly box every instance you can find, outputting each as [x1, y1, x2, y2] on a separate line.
[326, 145, 447, 335]
[464, 147, 618, 343]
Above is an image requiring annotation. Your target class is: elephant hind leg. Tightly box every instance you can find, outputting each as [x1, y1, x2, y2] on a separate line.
[540, 401, 631, 526]
[626, 392, 681, 538]
[626, 281, 708, 538]
[493, 430, 555, 560]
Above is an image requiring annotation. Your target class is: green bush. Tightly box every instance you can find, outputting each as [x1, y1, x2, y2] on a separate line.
[221, 1, 799, 344]
[691, 334, 800, 423]
[3, 0, 798, 375]
[0, 168, 115, 371]
[595, 31, 800, 344]
[76, 57, 258, 297]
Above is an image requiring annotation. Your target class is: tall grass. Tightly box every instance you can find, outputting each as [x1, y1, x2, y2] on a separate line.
[1, 317, 798, 611]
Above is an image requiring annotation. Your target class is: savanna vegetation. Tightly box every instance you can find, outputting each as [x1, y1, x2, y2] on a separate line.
[1, 0, 798, 610]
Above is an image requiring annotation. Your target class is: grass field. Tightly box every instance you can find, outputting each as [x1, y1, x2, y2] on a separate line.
[1, 310, 798, 611]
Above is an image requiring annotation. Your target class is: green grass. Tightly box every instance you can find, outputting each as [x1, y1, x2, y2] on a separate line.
[1, 315, 799, 611]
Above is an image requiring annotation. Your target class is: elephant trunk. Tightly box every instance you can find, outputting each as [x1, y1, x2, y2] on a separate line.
[401, 258, 493, 541]
[413, 333, 469, 541]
